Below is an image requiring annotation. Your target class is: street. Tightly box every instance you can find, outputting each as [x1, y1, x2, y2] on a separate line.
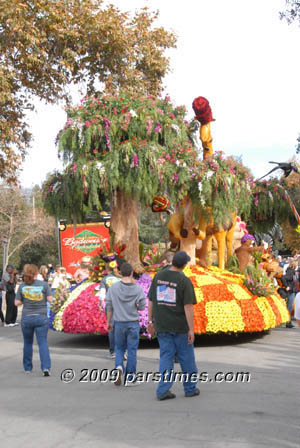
[1, 325, 300, 448]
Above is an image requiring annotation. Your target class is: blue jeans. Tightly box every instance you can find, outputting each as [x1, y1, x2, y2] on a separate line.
[108, 327, 115, 354]
[21, 314, 51, 372]
[287, 292, 296, 323]
[157, 332, 198, 398]
[114, 321, 140, 380]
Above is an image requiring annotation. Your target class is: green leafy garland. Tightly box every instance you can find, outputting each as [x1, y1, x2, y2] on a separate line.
[248, 178, 291, 232]
[188, 152, 253, 227]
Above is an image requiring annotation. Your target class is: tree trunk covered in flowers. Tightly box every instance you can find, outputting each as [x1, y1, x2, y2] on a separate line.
[179, 234, 196, 265]
[110, 190, 143, 271]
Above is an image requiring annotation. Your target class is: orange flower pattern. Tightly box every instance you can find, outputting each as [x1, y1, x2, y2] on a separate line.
[184, 266, 290, 333]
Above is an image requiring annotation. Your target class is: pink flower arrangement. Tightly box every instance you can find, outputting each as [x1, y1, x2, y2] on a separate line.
[62, 284, 107, 334]
[60, 275, 154, 337]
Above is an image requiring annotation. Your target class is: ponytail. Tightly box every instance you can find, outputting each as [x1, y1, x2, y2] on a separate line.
[23, 264, 38, 285]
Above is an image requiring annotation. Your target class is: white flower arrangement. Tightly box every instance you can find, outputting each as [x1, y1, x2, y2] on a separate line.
[96, 161, 105, 175]
[129, 109, 137, 118]
[206, 170, 214, 179]
[171, 124, 180, 133]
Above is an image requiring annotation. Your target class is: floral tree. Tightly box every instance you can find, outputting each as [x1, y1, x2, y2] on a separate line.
[167, 151, 255, 265]
[43, 92, 294, 337]
[43, 93, 297, 269]
[43, 91, 198, 269]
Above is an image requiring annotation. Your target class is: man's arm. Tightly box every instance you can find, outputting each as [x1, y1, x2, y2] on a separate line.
[106, 289, 113, 332]
[147, 300, 155, 336]
[106, 310, 113, 332]
[136, 288, 146, 310]
[184, 304, 195, 344]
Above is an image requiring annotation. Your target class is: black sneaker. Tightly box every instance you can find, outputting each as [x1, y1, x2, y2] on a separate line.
[158, 391, 176, 401]
[286, 323, 295, 328]
[185, 388, 200, 397]
[43, 370, 51, 377]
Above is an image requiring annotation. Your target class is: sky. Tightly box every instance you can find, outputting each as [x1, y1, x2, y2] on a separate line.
[20, 0, 300, 187]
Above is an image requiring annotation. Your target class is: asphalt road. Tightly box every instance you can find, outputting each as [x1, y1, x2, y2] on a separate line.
[1, 323, 300, 448]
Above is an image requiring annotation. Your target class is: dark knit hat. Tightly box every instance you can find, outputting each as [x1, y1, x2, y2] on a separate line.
[172, 251, 191, 268]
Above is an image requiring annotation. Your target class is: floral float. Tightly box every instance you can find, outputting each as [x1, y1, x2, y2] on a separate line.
[44, 92, 291, 337]
[50, 266, 289, 336]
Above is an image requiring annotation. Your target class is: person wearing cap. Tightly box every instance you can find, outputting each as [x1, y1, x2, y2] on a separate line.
[147, 251, 199, 400]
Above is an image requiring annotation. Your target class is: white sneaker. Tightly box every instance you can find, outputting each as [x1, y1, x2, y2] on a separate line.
[13, 322, 19, 326]
[113, 366, 123, 386]
[124, 380, 140, 387]
[108, 352, 116, 359]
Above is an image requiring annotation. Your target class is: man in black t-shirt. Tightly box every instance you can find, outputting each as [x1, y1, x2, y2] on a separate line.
[148, 251, 199, 400]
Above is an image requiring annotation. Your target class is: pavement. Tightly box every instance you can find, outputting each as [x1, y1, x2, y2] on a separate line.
[1, 322, 300, 448]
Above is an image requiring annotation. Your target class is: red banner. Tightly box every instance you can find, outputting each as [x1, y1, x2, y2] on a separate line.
[60, 223, 110, 275]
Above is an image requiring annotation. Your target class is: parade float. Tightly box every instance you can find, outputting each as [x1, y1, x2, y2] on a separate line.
[43, 91, 293, 336]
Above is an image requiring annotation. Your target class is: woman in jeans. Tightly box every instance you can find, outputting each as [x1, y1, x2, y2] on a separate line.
[15, 264, 53, 376]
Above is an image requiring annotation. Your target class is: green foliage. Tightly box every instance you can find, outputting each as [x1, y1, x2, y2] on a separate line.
[225, 255, 242, 274]
[249, 179, 291, 233]
[279, 169, 300, 253]
[1, 1, 176, 182]
[251, 251, 263, 268]
[139, 207, 169, 245]
[42, 93, 294, 235]
[18, 233, 58, 270]
[43, 91, 198, 220]
[189, 151, 253, 227]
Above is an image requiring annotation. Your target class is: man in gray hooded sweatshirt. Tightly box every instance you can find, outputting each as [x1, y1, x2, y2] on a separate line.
[106, 262, 146, 386]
